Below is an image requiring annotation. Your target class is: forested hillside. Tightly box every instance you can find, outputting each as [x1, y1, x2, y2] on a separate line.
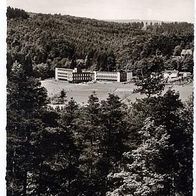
[6, 7, 193, 196]
[7, 7, 194, 78]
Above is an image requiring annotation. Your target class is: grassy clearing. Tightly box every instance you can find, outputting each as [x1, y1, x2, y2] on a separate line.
[41, 79, 193, 105]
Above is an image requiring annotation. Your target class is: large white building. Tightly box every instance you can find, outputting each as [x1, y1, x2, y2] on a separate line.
[55, 68, 133, 83]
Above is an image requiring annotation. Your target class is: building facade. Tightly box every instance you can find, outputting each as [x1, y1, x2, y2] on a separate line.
[55, 68, 73, 81]
[55, 67, 94, 83]
[93, 71, 127, 82]
[55, 68, 132, 83]
[126, 72, 133, 82]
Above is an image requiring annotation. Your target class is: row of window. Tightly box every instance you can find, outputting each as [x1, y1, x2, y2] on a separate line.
[96, 73, 117, 76]
[56, 68, 72, 71]
[96, 75, 117, 78]
[73, 77, 92, 80]
[73, 74, 93, 77]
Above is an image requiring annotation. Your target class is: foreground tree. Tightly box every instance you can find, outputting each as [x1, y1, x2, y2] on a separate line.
[174, 96, 193, 195]
[7, 62, 48, 195]
[134, 56, 165, 97]
[94, 94, 129, 194]
[107, 90, 193, 196]
[107, 119, 170, 196]
[77, 93, 103, 195]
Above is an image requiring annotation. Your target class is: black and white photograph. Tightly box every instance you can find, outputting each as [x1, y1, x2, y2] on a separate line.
[5, 0, 194, 195]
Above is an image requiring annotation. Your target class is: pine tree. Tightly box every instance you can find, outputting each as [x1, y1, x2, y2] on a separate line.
[7, 61, 48, 195]
[96, 94, 129, 194]
[170, 96, 193, 196]
[107, 119, 170, 196]
[78, 93, 103, 195]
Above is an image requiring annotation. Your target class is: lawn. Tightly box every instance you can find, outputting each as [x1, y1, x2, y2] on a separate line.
[41, 79, 193, 105]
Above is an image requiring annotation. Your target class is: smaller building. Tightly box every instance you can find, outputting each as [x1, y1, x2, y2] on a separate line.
[179, 72, 192, 78]
[163, 70, 179, 81]
[181, 49, 193, 57]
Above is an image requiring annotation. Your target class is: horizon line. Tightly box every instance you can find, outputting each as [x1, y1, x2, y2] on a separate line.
[8, 6, 194, 24]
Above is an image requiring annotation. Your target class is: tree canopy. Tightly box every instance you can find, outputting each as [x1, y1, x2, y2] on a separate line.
[7, 7, 194, 78]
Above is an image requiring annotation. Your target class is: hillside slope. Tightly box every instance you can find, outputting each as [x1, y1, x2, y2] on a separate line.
[7, 7, 194, 78]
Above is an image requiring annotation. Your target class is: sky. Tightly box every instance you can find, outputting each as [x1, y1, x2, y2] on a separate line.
[7, 0, 194, 22]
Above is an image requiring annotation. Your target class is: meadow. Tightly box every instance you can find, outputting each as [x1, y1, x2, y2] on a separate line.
[41, 79, 193, 105]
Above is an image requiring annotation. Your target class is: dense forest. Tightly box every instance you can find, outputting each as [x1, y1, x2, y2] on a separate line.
[7, 7, 194, 79]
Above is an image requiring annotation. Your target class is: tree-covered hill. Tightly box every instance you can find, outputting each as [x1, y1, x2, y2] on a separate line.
[7, 7, 194, 78]
[6, 8, 193, 196]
